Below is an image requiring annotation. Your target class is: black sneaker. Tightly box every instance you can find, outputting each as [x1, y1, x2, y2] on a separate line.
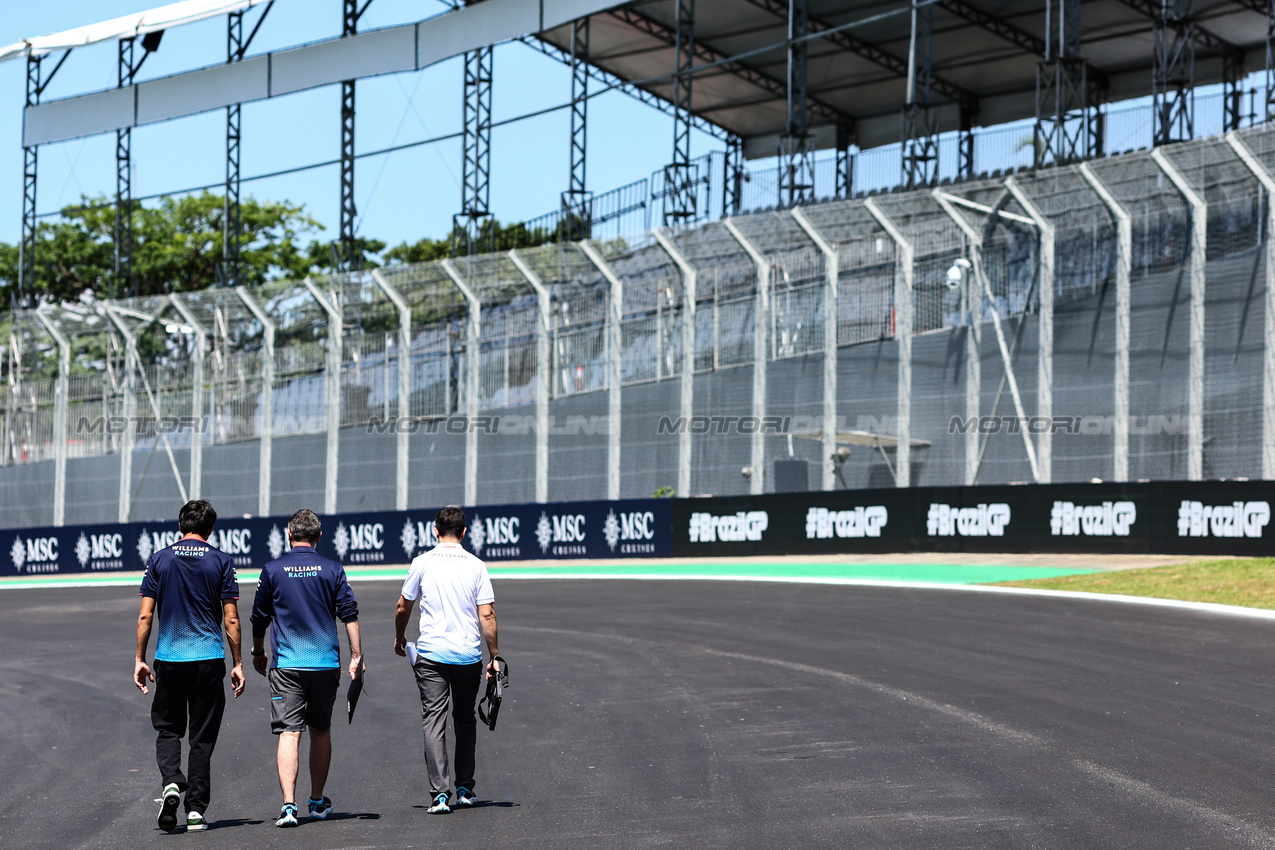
[308, 796, 333, 820]
[455, 787, 476, 807]
[156, 783, 181, 831]
[276, 803, 299, 828]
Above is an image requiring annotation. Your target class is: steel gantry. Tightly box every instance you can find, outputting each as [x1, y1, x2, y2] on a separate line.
[779, 0, 813, 208]
[1153, 0, 1196, 145]
[19, 54, 41, 309]
[562, 19, 592, 240]
[724, 136, 745, 217]
[223, 2, 272, 287]
[902, 0, 939, 190]
[338, 0, 365, 270]
[1035, 0, 1103, 167]
[666, 0, 698, 225]
[456, 44, 494, 254]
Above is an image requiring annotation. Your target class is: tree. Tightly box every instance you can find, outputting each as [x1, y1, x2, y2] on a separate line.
[384, 218, 557, 265]
[0, 192, 324, 307]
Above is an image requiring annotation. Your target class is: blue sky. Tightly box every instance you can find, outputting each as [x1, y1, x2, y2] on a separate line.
[0, 1, 724, 249]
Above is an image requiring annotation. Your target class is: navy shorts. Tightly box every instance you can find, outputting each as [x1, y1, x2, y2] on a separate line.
[269, 668, 340, 733]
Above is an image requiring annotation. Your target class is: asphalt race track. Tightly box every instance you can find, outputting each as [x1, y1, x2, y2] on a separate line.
[4, 579, 1275, 849]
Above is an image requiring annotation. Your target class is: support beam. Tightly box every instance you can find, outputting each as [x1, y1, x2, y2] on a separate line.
[441, 259, 482, 505]
[666, 0, 697, 225]
[1151, 147, 1205, 480]
[724, 219, 770, 494]
[34, 308, 69, 526]
[19, 55, 39, 309]
[508, 250, 552, 503]
[579, 240, 623, 500]
[166, 293, 208, 501]
[724, 136, 745, 217]
[791, 207, 837, 491]
[115, 38, 135, 300]
[562, 19, 592, 240]
[303, 277, 343, 513]
[224, 11, 244, 287]
[865, 198, 912, 487]
[236, 287, 275, 514]
[779, 0, 813, 209]
[457, 44, 494, 254]
[1004, 176, 1054, 483]
[654, 229, 698, 498]
[338, 0, 361, 269]
[1035, 0, 1103, 167]
[1225, 132, 1275, 479]
[371, 269, 413, 510]
[1153, 0, 1195, 146]
[835, 123, 853, 199]
[902, 0, 938, 190]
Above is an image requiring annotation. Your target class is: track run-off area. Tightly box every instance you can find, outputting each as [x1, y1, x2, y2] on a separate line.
[4, 555, 1275, 849]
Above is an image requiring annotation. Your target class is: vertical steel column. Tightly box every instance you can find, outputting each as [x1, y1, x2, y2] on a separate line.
[457, 43, 494, 253]
[115, 38, 136, 300]
[509, 250, 552, 502]
[791, 208, 837, 490]
[1005, 176, 1054, 483]
[19, 55, 39, 309]
[724, 219, 770, 494]
[225, 12, 244, 287]
[580, 240, 623, 499]
[724, 136, 745, 217]
[666, 0, 697, 225]
[371, 269, 413, 510]
[835, 123, 853, 199]
[865, 198, 913, 486]
[1225, 132, 1275, 478]
[958, 103, 976, 180]
[1078, 162, 1131, 481]
[562, 19, 592, 240]
[34, 309, 68, 526]
[236, 287, 275, 514]
[901, 0, 938, 190]
[654, 230, 698, 498]
[442, 260, 482, 505]
[1223, 50, 1245, 132]
[167, 294, 207, 500]
[1034, 0, 1100, 166]
[779, 0, 813, 208]
[339, 0, 359, 269]
[1151, 147, 1205, 479]
[303, 278, 343, 513]
[1153, 0, 1195, 146]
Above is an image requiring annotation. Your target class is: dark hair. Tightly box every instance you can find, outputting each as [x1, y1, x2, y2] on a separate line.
[178, 500, 217, 537]
[288, 509, 322, 545]
[435, 506, 467, 540]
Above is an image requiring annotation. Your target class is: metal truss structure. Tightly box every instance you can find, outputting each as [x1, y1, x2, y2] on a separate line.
[221, 1, 272, 287]
[19, 55, 40, 310]
[456, 44, 494, 254]
[338, 0, 364, 270]
[778, 0, 813, 208]
[901, 0, 939, 190]
[1153, 0, 1196, 147]
[561, 19, 593, 241]
[665, 0, 698, 225]
[1034, 0, 1103, 167]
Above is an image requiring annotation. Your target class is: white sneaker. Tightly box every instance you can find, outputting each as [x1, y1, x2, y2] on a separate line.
[275, 803, 299, 828]
[156, 784, 181, 831]
[427, 793, 451, 814]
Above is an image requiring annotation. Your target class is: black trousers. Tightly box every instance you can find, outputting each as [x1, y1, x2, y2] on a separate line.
[412, 659, 483, 797]
[151, 659, 227, 815]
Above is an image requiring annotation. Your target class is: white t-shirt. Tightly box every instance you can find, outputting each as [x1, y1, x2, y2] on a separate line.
[400, 542, 494, 665]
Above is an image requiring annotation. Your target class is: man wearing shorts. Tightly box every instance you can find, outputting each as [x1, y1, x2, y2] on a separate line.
[250, 509, 361, 828]
[394, 505, 500, 814]
[134, 499, 245, 833]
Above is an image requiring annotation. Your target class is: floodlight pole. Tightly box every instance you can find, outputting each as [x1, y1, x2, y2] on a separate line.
[236, 287, 275, 514]
[579, 240, 623, 500]
[167, 293, 208, 500]
[509, 250, 552, 503]
[34, 308, 69, 526]
[1078, 161, 1131, 481]
[654, 229, 698, 498]
[1004, 176, 1054, 482]
[442, 260, 482, 506]
[1225, 132, 1275, 479]
[1151, 147, 1206, 480]
[371, 269, 413, 510]
[303, 277, 344, 513]
[791, 207, 838, 490]
[724, 219, 770, 495]
[865, 198, 913, 487]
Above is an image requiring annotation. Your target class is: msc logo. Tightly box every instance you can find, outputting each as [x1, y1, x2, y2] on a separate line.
[136, 528, 182, 564]
[470, 514, 520, 558]
[212, 528, 252, 556]
[75, 532, 124, 571]
[401, 518, 442, 559]
[334, 522, 386, 563]
[603, 510, 657, 553]
[535, 512, 586, 555]
[10, 535, 59, 574]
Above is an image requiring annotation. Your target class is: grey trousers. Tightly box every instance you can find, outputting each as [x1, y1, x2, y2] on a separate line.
[412, 658, 483, 798]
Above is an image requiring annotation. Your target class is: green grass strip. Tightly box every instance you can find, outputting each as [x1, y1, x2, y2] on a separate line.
[992, 558, 1275, 609]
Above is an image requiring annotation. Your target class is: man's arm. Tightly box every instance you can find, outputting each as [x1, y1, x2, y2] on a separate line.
[345, 620, 363, 680]
[479, 603, 499, 680]
[249, 568, 273, 677]
[223, 600, 245, 698]
[393, 595, 413, 656]
[134, 597, 156, 694]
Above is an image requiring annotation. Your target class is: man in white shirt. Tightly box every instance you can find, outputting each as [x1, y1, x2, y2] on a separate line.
[394, 506, 500, 814]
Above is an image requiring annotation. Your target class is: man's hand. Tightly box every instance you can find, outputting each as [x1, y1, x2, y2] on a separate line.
[230, 662, 245, 698]
[252, 652, 268, 677]
[393, 634, 407, 657]
[486, 656, 504, 682]
[349, 653, 363, 682]
[134, 659, 153, 694]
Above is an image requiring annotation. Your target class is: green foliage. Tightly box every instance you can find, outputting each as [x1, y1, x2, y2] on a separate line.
[384, 218, 557, 265]
[653, 486, 676, 498]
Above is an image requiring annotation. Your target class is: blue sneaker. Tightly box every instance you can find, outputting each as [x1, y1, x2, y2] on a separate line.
[308, 796, 333, 820]
[427, 793, 450, 814]
[275, 803, 299, 828]
[455, 787, 476, 807]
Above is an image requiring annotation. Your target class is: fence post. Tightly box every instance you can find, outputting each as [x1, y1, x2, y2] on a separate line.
[723, 218, 770, 495]
[302, 277, 343, 513]
[865, 198, 913, 487]
[1004, 176, 1054, 483]
[371, 269, 413, 511]
[1151, 147, 1206, 481]
[790, 207, 838, 490]
[236, 287, 275, 515]
[508, 250, 552, 503]
[654, 228, 697, 498]
[579, 240, 623, 500]
[34, 308, 69, 526]
[167, 293, 207, 501]
[441, 260, 483, 506]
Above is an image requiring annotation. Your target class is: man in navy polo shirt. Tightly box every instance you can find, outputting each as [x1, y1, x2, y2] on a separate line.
[134, 499, 245, 833]
[251, 509, 362, 828]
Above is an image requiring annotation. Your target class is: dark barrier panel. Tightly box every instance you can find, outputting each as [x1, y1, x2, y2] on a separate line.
[671, 481, 1275, 557]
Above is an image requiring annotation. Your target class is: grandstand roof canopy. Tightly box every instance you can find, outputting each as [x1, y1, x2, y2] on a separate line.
[535, 0, 1269, 155]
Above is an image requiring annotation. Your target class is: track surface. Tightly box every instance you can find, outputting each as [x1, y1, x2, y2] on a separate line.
[4, 579, 1275, 849]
